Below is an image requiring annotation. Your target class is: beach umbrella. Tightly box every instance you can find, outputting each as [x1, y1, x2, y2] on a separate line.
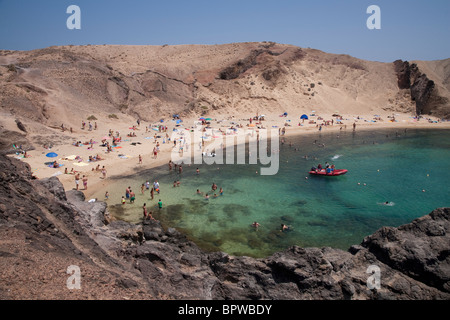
[176, 119, 182, 124]
[46, 152, 58, 158]
[205, 118, 212, 121]
[173, 114, 179, 118]
[283, 112, 288, 116]
[300, 114, 309, 120]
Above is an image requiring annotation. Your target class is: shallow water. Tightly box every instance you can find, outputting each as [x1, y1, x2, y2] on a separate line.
[91, 128, 450, 258]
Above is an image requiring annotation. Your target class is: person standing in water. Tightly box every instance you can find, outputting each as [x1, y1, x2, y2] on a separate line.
[142, 203, 148, 219]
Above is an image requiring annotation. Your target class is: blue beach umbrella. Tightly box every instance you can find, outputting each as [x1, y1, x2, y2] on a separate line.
[300, 114, 309, 120]
[46, 152, 58, 158]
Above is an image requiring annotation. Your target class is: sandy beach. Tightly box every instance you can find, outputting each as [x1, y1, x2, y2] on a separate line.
[13, 110, 448, 202]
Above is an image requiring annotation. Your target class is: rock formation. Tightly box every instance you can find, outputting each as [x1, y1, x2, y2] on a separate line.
[1, 154, 449, 300]
[394, 59, 450, 119]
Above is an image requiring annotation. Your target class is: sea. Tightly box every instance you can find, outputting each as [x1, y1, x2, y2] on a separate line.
[89, 128, 450, 258]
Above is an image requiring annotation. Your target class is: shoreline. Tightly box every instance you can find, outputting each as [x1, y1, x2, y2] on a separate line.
[82, 125, 450, 199]
[12, 112, 449, 201]
[82, 119, 450, 200]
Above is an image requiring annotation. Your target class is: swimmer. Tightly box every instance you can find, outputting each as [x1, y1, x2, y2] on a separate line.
[251, 222, 261, 229]
[219, 187, 223, 196]
[204, 193, 209, 200]
[280, 224, 290, 232]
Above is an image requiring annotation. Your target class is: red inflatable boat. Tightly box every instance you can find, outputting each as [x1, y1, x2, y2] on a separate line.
[309, 169, 348, 176]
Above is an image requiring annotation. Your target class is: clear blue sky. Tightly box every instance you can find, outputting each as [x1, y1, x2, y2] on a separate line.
[0, 0, 449, 62]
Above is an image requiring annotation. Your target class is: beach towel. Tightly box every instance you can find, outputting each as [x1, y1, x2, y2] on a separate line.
[48, 164, 64, 168]
[73, 162, 89, 167]
[51, 171, 63, 177]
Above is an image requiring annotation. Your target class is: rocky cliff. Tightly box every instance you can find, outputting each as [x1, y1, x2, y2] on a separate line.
[0, 154, 449, 300]
[394, 59, 450, 119]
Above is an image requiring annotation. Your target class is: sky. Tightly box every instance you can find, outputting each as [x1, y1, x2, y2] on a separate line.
[0, 0, 449, 62]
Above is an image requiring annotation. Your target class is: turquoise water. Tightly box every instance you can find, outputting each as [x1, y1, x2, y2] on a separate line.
[93, 128, 450, 258]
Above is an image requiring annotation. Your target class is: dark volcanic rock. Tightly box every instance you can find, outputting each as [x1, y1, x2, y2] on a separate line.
[362, 208, 450, 293]
[393, 60, 449, 118]
[393, 60, 411, 89]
